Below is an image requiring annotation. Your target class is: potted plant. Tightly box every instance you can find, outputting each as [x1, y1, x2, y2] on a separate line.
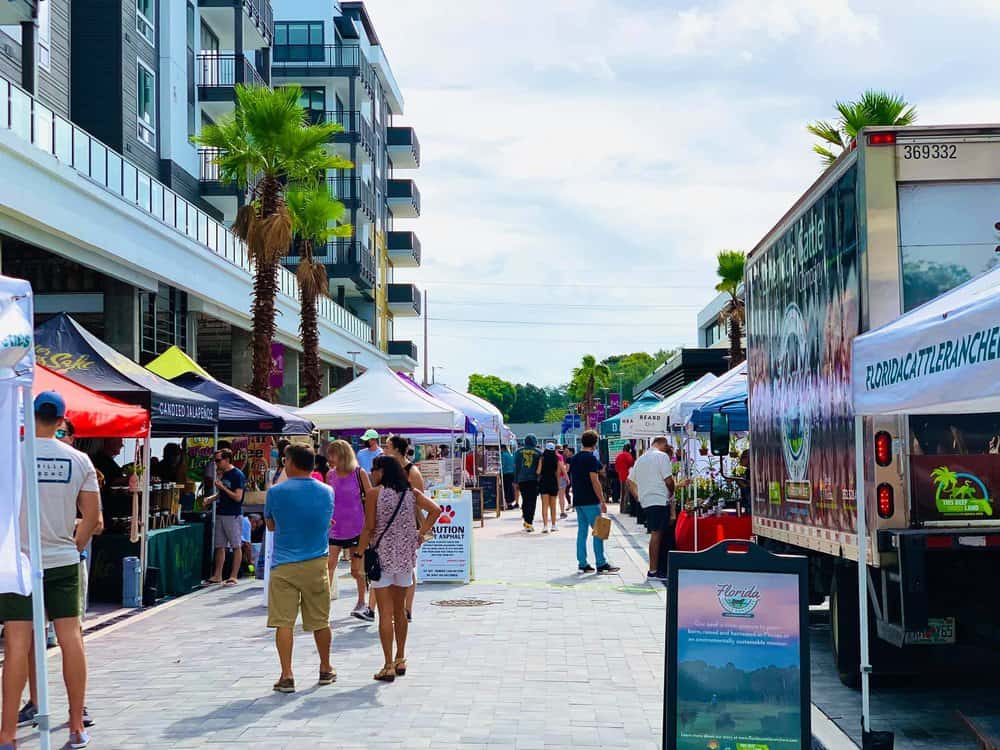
[699, 437, 709, 456]
[729, 435, 740, 459]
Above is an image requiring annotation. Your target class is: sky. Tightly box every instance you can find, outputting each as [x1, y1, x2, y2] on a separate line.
[365, 0, 1000, 391]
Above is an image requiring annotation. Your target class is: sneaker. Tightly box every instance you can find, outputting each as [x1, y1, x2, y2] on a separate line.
[578, 564, 596, 573]
[83, 706, 94, 728]
[551, 524, 559, 532]
[647, 571, 668, 581]
[560, 512, 567, 519]
[596, 563, 621, 574]
[359, 607, 376, 622]
[542, 526, 549, 534]
[17, 700, 37, 727]
[69, 730, 91, 748]
[350, 604, 368, 621]
[525, 524, 534, 533]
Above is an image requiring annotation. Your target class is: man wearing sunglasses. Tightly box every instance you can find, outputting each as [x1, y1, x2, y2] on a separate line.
[204, 450, 246, 586]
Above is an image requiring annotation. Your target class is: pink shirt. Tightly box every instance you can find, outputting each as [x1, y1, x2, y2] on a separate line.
[326, 469, 366, 541]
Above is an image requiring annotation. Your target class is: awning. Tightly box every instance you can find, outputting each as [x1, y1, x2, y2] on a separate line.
[852, 266, 1000, 415]
[34, 314, 218, 433]
[33, 365, 149, 438]
[666, 363, 745, 427]
[690, 369, 749, 432]
[144, 345, 211, 380]
[171, 372, 314, 435]
[601, 390, 663, 436]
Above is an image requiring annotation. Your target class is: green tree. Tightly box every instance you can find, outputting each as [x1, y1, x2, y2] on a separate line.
[468, 374, 517, 419]
[196, 84, 350, 399]
[808, 90, 917, 166]
[286, 179, 352, 405]
[510, 383, 548, 423]
[715, 250, 746, 367]
[543, 406, 569, 423]
[601, 351, 675, 400]
[570, 355, 611, 426]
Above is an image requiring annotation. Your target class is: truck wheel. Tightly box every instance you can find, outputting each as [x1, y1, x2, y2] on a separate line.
[830, 564, 861, 688]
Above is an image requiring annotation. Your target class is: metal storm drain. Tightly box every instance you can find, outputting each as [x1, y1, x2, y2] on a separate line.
[431, 598, 498, 608]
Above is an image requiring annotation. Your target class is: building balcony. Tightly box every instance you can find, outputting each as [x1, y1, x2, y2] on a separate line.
[271, 44, 377, 95]
[387, 126, 420, 169]
[197, 53, 267, 120]
[308, 110, 377, 159]
[388, 339, 418, 361]
[310, 239, 376, 295]
[199, 0, 274, 50]
[387, 231, 420, 268]
[387, 179, 420, 218]
[328, 175, 377, 222]
[0, 0, 33, 25]
[387, 283, 421, 318]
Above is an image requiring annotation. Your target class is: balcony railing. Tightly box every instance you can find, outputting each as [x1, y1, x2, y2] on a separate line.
[387, 178, 421, 217]
[272, 44, 378, 94]
[311, 240, 377, 290]
[328, 175, 378, 220]
[387, 231, 421, 267]
[244, 0, 274, 44]
[388, 340, 418, 361]
[0, 72, 373, 345]
[310, 110, 378, 156]
[387, 283, 422, 315]
[387, 126, 420, 167]
[197, 53, 266, 89]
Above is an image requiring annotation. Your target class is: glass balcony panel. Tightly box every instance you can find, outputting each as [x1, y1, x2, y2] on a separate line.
[72, 127, 90, 175]
[33, 103, 53, 153]
[122, 163, 137, 203]
[151, 182, 164, 221]
[53, 116, 72, 163]
[107, 151, 122, 194]
[10, 86, 30, 141]
[89, 141, 106, 186]
[138, 173, 151, 212]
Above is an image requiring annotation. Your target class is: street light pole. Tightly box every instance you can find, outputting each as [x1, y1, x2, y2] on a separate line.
[347, 351, 360, 381]
[432, 365, 443, 384]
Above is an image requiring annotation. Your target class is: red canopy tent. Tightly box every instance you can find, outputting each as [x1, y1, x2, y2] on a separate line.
[33, 365, 149, 438]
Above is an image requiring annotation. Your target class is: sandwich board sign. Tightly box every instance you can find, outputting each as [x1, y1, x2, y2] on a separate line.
[664, 541, 810, 750]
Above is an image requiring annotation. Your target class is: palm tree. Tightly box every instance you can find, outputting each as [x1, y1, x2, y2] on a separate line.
[286, 180, 352, 405]
[196, 84, 350, 399]
[930, 466, 958, 493]
[808, 90, 917, 167]
[715, 250, 746, 367]
[572, 355, 611, 427]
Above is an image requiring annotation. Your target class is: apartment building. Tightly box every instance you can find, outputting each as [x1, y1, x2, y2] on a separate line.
[0, 0, 422, 405]
[271, 0, 422, 372]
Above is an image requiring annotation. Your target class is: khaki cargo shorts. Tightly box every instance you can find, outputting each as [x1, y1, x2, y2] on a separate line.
[267, 556, 330, 631]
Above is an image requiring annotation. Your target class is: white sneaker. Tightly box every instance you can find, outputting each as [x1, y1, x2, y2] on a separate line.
[551, 524, 559, 532]
[542, 525, 549, 534]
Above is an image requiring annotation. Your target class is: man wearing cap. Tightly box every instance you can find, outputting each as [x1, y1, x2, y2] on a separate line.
[356, 430, 383, 474]
[0, 392, 101, 750]
[514, 434, 542, 532]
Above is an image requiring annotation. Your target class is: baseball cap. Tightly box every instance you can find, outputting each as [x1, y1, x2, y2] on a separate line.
[361, 429, 380, 441]
[35, 390, 66, 419]
[545, 442, 556, 451]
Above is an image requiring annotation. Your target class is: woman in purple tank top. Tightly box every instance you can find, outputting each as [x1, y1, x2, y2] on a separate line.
[326, 440, 373, 620]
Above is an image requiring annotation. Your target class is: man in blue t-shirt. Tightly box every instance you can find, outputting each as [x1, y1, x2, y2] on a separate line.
[205, 449, 246, 585]
[265, 444, 335, 693]
[569, 430, 619, 574]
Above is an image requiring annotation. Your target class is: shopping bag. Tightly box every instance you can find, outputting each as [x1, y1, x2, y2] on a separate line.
[592, 514, 611, 540]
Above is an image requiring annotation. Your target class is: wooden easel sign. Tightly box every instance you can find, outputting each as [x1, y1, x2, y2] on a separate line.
[664, 541, 810, 750]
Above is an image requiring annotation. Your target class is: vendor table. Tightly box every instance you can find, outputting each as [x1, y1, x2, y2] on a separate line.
[673, 510, 751, 552]
[90, 523, 205, 603]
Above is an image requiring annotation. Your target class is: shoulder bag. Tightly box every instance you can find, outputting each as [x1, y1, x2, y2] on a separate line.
[364, 489, 407, 582]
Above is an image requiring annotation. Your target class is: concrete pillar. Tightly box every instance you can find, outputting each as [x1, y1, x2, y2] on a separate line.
[20, 18, 37, 96]
[320, 364, 331, 397]
[104, 281, 140, 360]
[185, 311, 199, 356]
[234, 3, 245, 85]
[276, 348, 299, 407]
[230, 327, 253, 391]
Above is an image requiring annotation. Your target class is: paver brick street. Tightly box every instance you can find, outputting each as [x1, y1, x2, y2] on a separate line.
[15, 510, 666, 750]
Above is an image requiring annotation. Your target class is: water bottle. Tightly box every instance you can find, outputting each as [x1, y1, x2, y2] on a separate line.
[122, 556, 142, 608]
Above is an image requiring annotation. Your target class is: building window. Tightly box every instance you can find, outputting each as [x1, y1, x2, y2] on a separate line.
[137, 60, 156, 150]
[298, 87, 326, 124]
[37, 0, 51, 70]
[186, 3, 196, 138]
[200, 20, 219, 53]
[274, 22, 324, 62]
[136, 0, 155, 47]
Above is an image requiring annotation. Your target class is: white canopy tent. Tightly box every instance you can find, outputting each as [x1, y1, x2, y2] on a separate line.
[850, 265, 1000, 736]
[427, 384, 506, 442]
[0, 275, 52, 750]
[666, 363, 746, 427]
[297, 365, 465, 432]
[648, 373, 717, 420]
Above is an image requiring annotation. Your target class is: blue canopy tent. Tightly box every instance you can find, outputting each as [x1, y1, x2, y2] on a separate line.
[171, 373, 314, 435]
[691, 394, 748, 432]
[600, 390, 662, 437]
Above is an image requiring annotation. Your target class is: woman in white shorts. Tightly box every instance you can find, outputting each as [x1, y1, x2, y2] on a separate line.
[360, 455, 440, 682]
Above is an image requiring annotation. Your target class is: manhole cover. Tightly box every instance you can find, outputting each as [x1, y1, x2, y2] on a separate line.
[431, 599, 497, 607]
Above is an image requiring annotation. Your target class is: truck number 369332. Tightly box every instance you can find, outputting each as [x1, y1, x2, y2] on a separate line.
[901, 144, 958, 160]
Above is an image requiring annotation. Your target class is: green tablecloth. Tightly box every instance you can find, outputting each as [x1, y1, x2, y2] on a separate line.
[90, 523, 205, 603]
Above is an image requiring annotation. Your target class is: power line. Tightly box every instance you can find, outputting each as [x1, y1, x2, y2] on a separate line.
[432, 333, 689, 345]
[419, 280, 708, 290]
[428, 317, 691, 328]
[431, 300, 703, 310]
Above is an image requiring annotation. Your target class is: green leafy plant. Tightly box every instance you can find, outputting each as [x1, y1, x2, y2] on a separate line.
[715, 250, 746, 366]
[807, 90, 917, 167]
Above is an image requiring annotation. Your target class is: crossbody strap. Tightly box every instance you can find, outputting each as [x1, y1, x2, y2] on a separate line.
[373, 489, 407, 551]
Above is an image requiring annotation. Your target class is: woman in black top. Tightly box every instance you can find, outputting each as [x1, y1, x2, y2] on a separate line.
[536, 443, 561, 533]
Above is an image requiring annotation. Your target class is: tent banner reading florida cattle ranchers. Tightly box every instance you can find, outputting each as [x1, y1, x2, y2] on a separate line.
[745, 164, 860, 535]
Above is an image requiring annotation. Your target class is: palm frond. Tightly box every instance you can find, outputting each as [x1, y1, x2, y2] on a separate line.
[805, 119, 845, 149]
[812, 144, 840, 166]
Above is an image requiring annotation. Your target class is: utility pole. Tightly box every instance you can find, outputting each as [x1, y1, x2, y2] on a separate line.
[422, 289, 429, 386]
[347, 351, 360, 381]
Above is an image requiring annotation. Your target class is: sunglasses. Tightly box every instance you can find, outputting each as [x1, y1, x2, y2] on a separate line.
[55, 429, 68, 439]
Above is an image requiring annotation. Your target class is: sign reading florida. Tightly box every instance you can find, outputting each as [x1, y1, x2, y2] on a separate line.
[912, 455, 997, 522]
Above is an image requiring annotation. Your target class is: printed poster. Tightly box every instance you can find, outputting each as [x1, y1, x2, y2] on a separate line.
[675, 569, 802, 750]
[417, 490, 472, 583]
[910, 454, 997, 523]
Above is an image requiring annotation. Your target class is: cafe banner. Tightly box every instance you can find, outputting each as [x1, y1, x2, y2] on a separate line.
[665, 541, 810, 750]
[911, 454, 997, 523]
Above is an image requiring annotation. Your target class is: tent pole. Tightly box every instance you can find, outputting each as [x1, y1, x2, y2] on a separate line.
[855, 414, 871, 733]
[21, 385, 52, 750]
[139, 435, 152, 594]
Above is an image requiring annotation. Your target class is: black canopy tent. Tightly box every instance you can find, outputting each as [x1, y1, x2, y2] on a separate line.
[34, 313, 219, 583]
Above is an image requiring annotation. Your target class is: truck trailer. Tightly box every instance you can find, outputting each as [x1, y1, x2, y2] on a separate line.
[744, 124, 1000, 684]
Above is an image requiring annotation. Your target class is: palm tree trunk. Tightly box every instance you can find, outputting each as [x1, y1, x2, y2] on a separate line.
[249, 176, 282, 400]
[729, 315, 743, 366]
[299, 240, 323, 406]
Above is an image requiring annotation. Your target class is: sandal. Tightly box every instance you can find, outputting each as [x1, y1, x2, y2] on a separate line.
[206, 578, 222, 584]
[272, 677, 295, 693]
[394, 658, 407, 676]
[374, 666, 396, 682]
[223, 578, 238, 587]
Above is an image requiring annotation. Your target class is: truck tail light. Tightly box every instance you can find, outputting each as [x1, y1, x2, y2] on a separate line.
[877, 483, 894, 519]
[874, 431, 893, 467]
[868, 132, 896, 146]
